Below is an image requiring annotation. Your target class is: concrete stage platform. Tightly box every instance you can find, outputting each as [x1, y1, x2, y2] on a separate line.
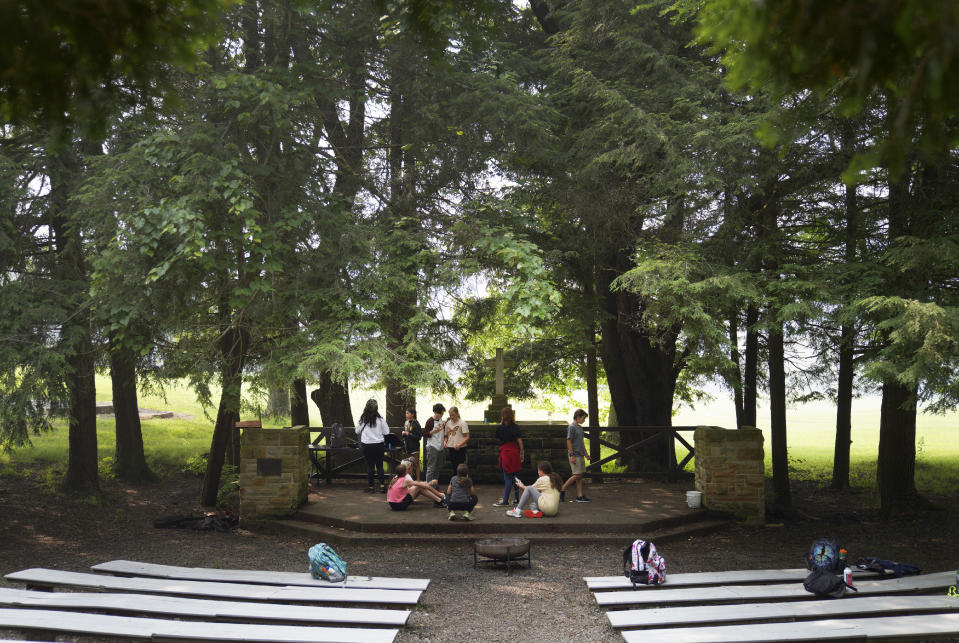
[272, 479, 730, 545]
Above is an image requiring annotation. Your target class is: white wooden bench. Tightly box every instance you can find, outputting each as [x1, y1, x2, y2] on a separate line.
[621, 613, 959, 642]
[92, 559, 429, 591]
[585, 567, 879, 590]
[0, 608, 398, 643]
[0, 562, 431, 642]
[589, 568, 959, 642]
[0, 587, 410, 626]
[594, 570, 955, 606]
[4, 568, 423, 605]
[607, 594, 959, 628]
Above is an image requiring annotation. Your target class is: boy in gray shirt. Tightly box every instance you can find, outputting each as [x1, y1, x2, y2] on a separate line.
[560, 409, 591, 502]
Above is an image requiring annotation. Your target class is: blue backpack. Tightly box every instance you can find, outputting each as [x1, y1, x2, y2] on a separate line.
[805, 538, 844, 574]
[309, 543, 347, 582]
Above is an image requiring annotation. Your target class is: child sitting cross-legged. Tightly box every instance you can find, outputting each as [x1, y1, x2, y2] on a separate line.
[387, 463, 446, 510]
[446, 463, 478, 521]
[506, 461, 562, 518]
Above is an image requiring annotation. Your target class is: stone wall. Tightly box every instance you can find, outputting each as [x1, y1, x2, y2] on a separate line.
[316, 424, 572, 484]
[462, 425, 571, 484]
[694, 426, 765, 525]
[239, 426, 309, 523]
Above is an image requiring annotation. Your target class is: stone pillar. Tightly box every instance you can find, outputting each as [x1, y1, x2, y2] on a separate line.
[239, 425, 309, 523]
[694, 426, 765, 525]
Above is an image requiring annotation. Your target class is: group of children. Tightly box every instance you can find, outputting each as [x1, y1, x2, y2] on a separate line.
[385, 408, 594, 520]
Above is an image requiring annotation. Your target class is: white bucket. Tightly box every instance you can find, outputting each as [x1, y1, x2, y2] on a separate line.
[686, 490, 702, 508]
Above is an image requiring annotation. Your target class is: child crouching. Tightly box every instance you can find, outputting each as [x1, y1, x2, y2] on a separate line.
[446, 463, 478, 521]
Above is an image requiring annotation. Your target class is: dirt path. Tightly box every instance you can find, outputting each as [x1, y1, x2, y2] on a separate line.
[1, 471, 956, 642]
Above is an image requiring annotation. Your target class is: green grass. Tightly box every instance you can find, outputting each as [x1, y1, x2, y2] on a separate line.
[2, 376, 957, 494]
[669, 396, 959, 494]
[0, 375, 218, 478]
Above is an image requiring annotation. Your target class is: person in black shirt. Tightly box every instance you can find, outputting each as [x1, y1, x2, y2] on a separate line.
[402, 407, 423, 480]
[493, 407, 524, 507]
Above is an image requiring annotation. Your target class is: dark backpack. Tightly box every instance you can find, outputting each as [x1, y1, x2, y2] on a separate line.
[805, 537, 844, 573]
[803, 567, 857, 598]
[855, 556, 921, 578]
[622, 539, 666, 587]
[329, 422, 344, 448]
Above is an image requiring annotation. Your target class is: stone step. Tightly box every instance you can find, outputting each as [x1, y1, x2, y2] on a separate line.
[268, 516, 730, 546]
[294, 503, 713, 535]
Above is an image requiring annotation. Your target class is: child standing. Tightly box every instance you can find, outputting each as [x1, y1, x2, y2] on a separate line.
[507, 461, 563, 517]
[423, 403, 446, 485]
[560, 409, 591, 502]
[445, 463, 478, 521]
[401, 407, 422, 480]
[443, 406, 470, 475]
[387, 463, 446, 510]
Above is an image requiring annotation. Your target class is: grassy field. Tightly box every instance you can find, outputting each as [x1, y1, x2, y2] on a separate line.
[2, 375, 956, 493]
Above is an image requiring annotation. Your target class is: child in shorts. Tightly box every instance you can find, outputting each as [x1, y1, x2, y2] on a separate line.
[387, 463, 446, 510]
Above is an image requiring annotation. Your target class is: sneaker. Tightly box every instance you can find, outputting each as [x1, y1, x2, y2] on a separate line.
[364, 486, 375, 494]
[463, 511, 474, 521]
[434, 497, 447, 508]
[506, 508, 523, 518]
[560, 491, 566, 502]
[522, 510, 536, 518]
[575, 496, 592, 503]
[530, 510, 543, 518]
[448, 511, 457, 521]
[492, 500, 509, 507]
[380, 484, 388, 493]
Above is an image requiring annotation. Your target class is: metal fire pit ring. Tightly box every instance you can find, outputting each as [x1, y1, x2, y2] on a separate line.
[473, 537, 531, 576]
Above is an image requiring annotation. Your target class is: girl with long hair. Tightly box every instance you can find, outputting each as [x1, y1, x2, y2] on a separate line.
[356, 399, 390, 493]
[493, 406, 524, 507]
[506, 461, 563, 518]
[386, 462, 446, 510]
[443, 406, 469, 474]
[445, 463, 478, 520]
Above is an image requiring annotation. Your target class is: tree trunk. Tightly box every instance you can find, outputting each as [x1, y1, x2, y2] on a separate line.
[729, 312, 745, 429]
[831, 321, 854, 490]
[110, 343, 154, 483]
[768, 318, 791, 506]
[266, 386, 289, 418]
[201, 324, 249, 507]
[290, 378, 309, 426]
[742, 304, 759, 428]
[875, 148, 921, 517]
[50, 145, 99, 497]
[877, 380, 918, 517]
[832, 125, 860, 490]
[385, 378, 414, 428]
[599, 281, 677, 471]
[63, 333, 99, 496]
[311, 372, 354, 427]
[586, 338, 602, 481]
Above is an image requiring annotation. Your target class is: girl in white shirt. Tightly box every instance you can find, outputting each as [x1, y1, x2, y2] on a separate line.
[443, 406, 470, 475]
[357, 399, 390, 493]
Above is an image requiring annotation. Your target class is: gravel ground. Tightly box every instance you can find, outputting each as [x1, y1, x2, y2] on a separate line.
[1, 470, 957, 642]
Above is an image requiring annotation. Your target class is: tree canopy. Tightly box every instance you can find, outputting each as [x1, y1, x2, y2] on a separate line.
[1, 0, 956, 517]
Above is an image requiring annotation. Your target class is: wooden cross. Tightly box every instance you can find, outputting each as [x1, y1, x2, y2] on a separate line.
[484, 348, 516, 396]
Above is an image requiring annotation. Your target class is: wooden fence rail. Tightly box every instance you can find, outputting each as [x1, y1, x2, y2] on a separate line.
[297, 424, 713, 484]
